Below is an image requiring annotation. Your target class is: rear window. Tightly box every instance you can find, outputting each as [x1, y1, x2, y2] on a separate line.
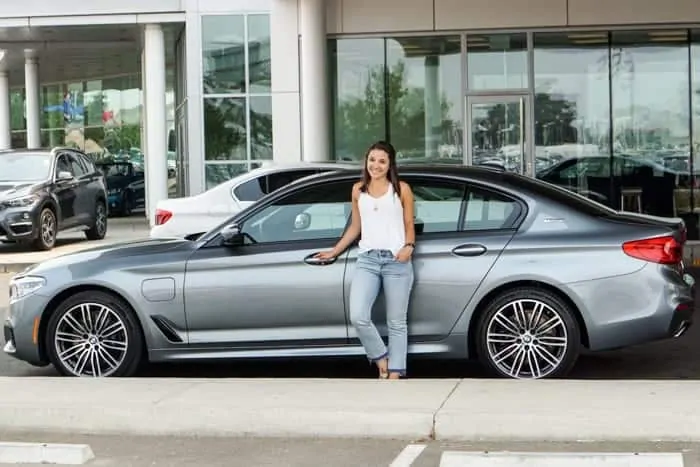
[505, 173, 617, 217]
[233, 169, 319, 202]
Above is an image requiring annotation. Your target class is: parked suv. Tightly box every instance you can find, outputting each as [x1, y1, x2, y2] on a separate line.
[0, 148, 108, 250]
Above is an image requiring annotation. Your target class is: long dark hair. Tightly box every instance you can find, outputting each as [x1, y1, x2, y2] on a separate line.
[359, 140, 401, 197]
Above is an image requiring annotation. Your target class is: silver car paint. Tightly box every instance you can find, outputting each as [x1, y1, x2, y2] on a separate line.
[3, 167, 694, 373]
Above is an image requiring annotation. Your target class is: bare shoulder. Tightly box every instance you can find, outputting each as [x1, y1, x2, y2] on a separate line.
[351, 181, 363, 199]
[399, 180, 413, 196]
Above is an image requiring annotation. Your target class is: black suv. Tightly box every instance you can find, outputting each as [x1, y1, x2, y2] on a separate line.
[0, 148, 108, 250]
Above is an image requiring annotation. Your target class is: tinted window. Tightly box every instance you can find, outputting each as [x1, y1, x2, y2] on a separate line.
[463, 186, 519, 231]
[410, 178, 466, 234]
[506, 172, 617, 217]
[240, 180, 354, 243]
[233, 169, 319, 202]
[67, 154, 86, 177]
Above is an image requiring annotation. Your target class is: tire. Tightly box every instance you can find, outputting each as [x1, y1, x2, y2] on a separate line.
[33, 207, 57, 251]
[85, 199, 107, 240]
[45, 290, 144, 377]
[474, 287, 581, 379]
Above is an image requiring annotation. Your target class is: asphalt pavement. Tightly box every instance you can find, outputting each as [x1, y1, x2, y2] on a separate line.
[0, 432, 698, 466]
[2, 267, 700, 379]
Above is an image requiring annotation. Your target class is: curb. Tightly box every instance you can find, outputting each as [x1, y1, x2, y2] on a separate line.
[0, 378, 700, 442]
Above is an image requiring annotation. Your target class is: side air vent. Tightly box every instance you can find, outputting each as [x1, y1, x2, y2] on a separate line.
[150, 315, 184, 343]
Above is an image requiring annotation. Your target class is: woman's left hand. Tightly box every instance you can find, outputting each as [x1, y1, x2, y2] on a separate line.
[395, 246, 414, 263]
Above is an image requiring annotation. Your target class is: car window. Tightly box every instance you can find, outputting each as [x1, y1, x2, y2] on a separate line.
[409, 178, 466, 234]
[233, 169, 319, 202]
[463, 186, 519, 231]
[55, 154, 72, 177]
[240, 180, 354, 244]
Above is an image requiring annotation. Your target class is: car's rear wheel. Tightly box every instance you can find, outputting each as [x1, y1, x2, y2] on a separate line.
[33, 207, 56, 251]
[475, 287, 581, 379]
[45, 290, 144, 377]
[85, 199, 107, 240]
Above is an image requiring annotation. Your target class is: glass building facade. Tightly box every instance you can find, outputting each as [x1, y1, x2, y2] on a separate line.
[200, 13, 272, 190]
[329, 29, 700, 239]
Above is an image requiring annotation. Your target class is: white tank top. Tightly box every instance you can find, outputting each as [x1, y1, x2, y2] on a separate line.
[357, 183, 406, 255]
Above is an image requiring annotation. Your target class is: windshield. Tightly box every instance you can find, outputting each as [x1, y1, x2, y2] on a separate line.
[0, 152, 52, 182]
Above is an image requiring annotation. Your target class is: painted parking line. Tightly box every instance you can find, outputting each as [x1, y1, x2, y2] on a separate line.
[439, 451, 685, 467]
[0, 441, 95, 465]
[390, 443, 427, 467]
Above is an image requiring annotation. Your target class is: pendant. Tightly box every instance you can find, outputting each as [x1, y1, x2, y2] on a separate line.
[373, 204, 378, 211]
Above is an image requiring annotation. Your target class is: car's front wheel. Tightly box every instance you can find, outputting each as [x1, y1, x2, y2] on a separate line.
[45, 290, 144, 377]
[33, 207, 57, 251]
[475, 287, 581, 379]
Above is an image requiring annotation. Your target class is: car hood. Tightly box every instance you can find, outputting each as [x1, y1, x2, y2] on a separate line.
[22, 237, 195, 275]
[0, 182, 37, 200]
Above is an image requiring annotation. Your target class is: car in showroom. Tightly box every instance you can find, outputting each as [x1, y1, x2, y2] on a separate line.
[149, 162, 358, 239]
[3, 165, 695, 378]
[95, 158, 145, 216]
[0, 148, 108, 251]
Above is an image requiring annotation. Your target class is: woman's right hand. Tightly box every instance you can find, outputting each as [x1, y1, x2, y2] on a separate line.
[315, 250, 336, 260]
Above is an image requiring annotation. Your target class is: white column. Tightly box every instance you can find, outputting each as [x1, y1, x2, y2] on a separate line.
[143, 23, 168, 227]
[0, 69, 10, 150]
[24, 50, 41, 149]
[299, 0, 329, 162]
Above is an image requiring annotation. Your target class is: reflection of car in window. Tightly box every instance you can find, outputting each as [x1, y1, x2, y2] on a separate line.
[96, 160, 145, 217]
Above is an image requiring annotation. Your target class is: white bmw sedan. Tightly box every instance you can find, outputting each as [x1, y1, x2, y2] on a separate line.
[150, 162, 358, 239]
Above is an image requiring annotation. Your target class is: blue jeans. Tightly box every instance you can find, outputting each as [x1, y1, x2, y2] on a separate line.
[349, 249, 415, 376]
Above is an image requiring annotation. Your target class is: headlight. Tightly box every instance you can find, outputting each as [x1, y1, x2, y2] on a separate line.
[9, 276, 46, 302]
[4, 194, 39, 208]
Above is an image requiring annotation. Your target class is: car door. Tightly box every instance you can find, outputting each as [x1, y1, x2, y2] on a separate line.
[65, 152, 92, 225]
[183, 179, 356, 349]
[52, 153, 78, 228]
[343, 175, 523, 345]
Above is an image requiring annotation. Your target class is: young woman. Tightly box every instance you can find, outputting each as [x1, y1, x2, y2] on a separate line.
[316, 141, 416, 379]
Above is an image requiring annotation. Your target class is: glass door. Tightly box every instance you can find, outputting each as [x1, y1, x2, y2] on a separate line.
[466, 95, 533, 176]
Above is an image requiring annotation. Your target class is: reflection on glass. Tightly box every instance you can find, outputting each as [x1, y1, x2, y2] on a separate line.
[250, 96, 273, 160]
[386, 36, 462, 163]
[692, 30, 700, 237]
[205, 163, 249, 190]
[329, 38, 386, 160]
[10, 131, 25, 148]
[611, 30, 692, 223]
[203, 97, 247, 161]
[533, 32, 612, 204]
[41, 129, 66, 148]
[247, 14, 271, 93]
[202, 15, 246, 94]
[470, 98, 526, 174]
[10, 91, 24, 131]
[467, 33, 528, 90]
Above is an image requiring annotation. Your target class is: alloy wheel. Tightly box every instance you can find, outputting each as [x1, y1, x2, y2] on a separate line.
[485, 298, 568, 379]
[96, 203, 107, 236]
[40, 209, 56, 247]
[53, 302, 129, 377]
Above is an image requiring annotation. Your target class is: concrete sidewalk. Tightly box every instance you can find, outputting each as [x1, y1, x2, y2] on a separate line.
[0, 217, 150, 273]
[0, 377, 698, 442]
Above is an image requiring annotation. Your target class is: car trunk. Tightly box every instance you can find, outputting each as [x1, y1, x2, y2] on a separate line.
[608, 211, 687, 243]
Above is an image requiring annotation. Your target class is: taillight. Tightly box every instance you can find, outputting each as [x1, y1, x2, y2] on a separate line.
[155, 208, 172, 225]
[622, 235, 682, 265]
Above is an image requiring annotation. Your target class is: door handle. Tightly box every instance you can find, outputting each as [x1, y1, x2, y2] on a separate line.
[451, 244, 487, 257]
[304, 253, 337, 266]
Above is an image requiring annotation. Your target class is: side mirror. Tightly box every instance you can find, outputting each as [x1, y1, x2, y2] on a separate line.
[57, 171, 73, 181]
[220, 223, 243, 245]
[294, 212, 311, 230]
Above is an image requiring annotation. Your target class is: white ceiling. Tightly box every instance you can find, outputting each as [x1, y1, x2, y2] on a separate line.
[0, 23, 183, 87]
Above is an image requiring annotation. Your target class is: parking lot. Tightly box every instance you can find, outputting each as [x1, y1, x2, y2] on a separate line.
[2, 262, 699, 379]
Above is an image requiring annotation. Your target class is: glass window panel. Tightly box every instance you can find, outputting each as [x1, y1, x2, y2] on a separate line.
[41, 129, 66, 149]
[202, 15, 246, 94]
[41, 84, 65, 129]
[692, 30, 700, 239]
[250, 96, 273, 160]
[10, 90, 25, 131]
[205, 163, 249, 190]
[247, 14, 271, 94]
[467, 33, 528, 90]
[533, 32, 612, 206]
[203, 97, 247, 161]
[10, 131, 25, 148]
[611, 30, 690, 223]
[329, 38, 386, 161]
[386, 36, 463, 164]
